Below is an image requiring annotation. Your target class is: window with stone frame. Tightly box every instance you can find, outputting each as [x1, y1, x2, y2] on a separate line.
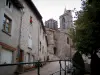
[62, 17, 65, 29]
[3, 14, 12, 34]
[28, 53, 30, 62]
[25, 53, 30, 65]
[42, 46, 44, 54]
[30, 16, 33, 24]
[6, 0, 12, 8]
[67, 37, 69, 44]
[40, 42, 41, 51]
[30, 55, 35, 66]
[54, 47, 57, 54]
[28, 34, 32, 49]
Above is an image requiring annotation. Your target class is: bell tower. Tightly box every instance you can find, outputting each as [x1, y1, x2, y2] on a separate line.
[59, 8, 73, 30]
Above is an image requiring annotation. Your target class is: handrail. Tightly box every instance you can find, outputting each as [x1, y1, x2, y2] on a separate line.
[0, 60, 70, 66]
[0, 59, 87, 75]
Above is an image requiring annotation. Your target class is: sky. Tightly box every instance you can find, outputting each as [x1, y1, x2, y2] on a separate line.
[32, 0, 81, 26]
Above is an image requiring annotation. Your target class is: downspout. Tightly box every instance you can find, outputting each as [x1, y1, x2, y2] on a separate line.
[37, 20, 40, 75]
[17, 9, 24, 62]
[38, 21, 40, 61]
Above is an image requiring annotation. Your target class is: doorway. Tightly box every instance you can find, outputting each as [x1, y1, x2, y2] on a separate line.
[19, 50, 24, 62]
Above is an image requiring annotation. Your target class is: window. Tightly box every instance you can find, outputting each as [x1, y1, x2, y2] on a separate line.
[0, 49, 13, 64]
[62, 17, 65, 29]
[47, 56, 49, 61]
[30, 55, 35, 66]
[42, 46, 44, 54]
[6, 0, 12, 8]
[62, 17, 65, 23]
[28, 53, 30, 62]
[30, 16, 33, 24]
[54, 47, 57, 54]
[67, 37, 69, 44]
[44, 57, 45, 61]
[25, 53, 30, 65]
[25, 54, 28, 63]
[3, 14, 12, 34]
[40, 42, 41, 51]
[28, 34, 32, 49]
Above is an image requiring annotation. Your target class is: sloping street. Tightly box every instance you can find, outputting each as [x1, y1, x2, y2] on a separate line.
[0, 0, 90, 75]
[20, 61, 70, 75]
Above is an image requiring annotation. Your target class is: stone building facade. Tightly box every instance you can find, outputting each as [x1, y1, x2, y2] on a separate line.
[19, 0, 48, 70]
[54, 30, 75, 60]
[45, 27, 75, 60]
[45, 28, 59, 60]
[0, 0, 23, 75]
[0, 0, 48, 74]
[19, 0, 41, 70]
[59, 8, 73, 30]
[45, 19, 58, 30]
[45, 9, 75, 60]
[39, 23, 48, 62]
[57, 8, 75, 59]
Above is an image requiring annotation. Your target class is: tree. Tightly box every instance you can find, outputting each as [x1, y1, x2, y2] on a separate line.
[74, 0, 100, 75]
[72, 51, 85, 75]
[75, 0, 100, 54]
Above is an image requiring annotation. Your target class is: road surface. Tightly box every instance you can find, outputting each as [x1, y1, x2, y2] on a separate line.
[20, 61, 71, 75]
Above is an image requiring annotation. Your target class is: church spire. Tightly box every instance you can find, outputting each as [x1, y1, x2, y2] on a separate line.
[64, 7, 67, 13]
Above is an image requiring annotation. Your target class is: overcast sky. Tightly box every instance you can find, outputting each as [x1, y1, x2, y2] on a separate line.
[32, 0, 81, 26]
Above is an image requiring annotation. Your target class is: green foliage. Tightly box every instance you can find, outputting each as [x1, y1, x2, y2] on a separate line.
[72, 51, 85, 75]
[74, 0, 100, 55]
[68, 28, 76, 43]
[72, 51, 85, 69]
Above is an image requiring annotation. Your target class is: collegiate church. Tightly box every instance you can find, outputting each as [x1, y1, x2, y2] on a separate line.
[45, 8, 75, 60]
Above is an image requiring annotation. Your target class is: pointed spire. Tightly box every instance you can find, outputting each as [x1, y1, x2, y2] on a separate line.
[64, 7, 67, 13]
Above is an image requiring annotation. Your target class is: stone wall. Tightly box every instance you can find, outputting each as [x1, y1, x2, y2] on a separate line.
[54, 30, 71, 60]
[0, 0, 22, 75]
[46, 27, 75, 60]
[39, 25, 48, 61]
[20, 0, 40, 61]
[46, 28, 55, 54]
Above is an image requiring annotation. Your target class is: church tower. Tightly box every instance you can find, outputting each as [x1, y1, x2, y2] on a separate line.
[59, 8, 73, 30]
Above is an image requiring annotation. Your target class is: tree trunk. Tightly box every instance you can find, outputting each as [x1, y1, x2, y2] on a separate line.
[90, 50, 100, 75]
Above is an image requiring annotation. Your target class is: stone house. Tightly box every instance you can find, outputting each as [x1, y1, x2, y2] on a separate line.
[39, 22, 48, 62]
[0, 0, 48, 74]
[19, 0, 48, 70]
[0, 0, 23, 75]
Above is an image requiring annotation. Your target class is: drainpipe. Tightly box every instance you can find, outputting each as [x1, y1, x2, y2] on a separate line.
[37, 20, 40, 75]
[38, 21, 40, 61]
[15, 8, 24, 74]
[17, 9, 24, 62]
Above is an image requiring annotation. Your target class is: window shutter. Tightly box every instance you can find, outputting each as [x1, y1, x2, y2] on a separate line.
[28, 34, 32, 49]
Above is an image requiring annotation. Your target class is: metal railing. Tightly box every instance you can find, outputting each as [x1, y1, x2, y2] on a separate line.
[0, 59, 87, 75]
[0, 60, 71, 75]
